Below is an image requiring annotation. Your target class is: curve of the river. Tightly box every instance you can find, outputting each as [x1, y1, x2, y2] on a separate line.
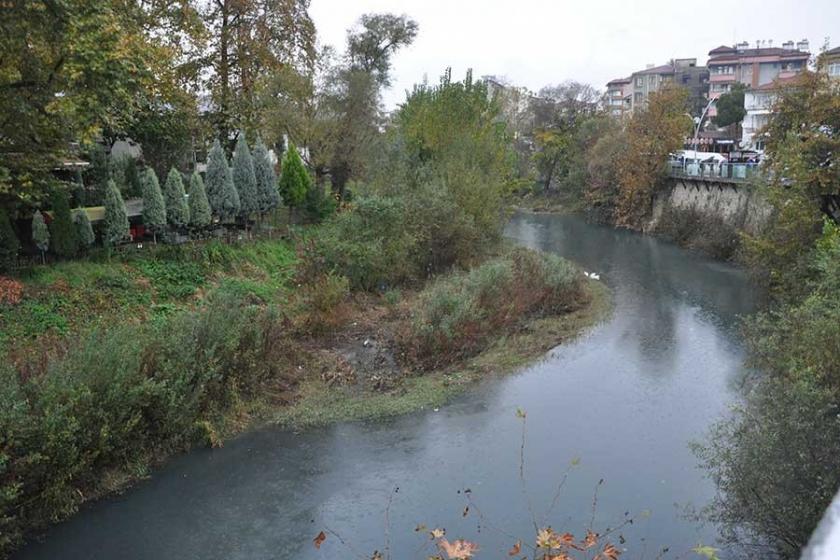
[14, 212, 757, 560]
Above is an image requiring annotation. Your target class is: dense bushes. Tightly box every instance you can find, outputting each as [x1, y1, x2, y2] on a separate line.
[400, 248, 588, 367]
[697, 220, 840, 558]
[0, 293, 292, 554]
[300, 188, 483, 291]
[654, 206, 741, 261]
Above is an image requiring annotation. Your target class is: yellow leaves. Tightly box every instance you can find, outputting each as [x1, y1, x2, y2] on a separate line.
[312, 530, 326, 549]
[437, 538, 479, 560]
[691, 544, 720, 560]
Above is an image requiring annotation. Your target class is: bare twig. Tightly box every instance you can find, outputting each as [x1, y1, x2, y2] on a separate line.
[517, 410, 540, 534]
[323, 524, 368, 560]
[589, 478, 604, 531]
[384, 486, 399, 560]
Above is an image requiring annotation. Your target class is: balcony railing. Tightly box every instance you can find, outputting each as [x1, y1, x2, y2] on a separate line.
[667, 160, 760, 183]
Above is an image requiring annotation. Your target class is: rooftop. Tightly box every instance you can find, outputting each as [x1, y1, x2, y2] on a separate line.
[709, 47, 809, 63]
[634, 64, 676, 75]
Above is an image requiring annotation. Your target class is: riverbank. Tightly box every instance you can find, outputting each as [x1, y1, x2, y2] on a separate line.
[0, 234, 609, 557]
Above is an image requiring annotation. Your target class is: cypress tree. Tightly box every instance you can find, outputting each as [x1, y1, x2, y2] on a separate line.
[188, 172, 212, 230]
[49, 189, 78, 257]
[74, 209, 95, 250]
[0, 208, 19, 272]
[31, 210, 49, 263]
[103, 179, 129, 246]
[278, 143, 310, 220]
[163, 167, 189, 228]
[86, 144, 109, 205]
[253, 138, 280, 216]
[232, 134, 259, 221]
[140, 167, 166, 242]
[205, 139, 240, 222]
[72, 169, 86, 207]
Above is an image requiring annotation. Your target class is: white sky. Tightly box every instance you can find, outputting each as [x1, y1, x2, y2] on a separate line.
[310, 0, 839, 108]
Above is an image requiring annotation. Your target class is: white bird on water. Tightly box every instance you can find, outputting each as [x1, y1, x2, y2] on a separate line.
[584, 271, 601, 280]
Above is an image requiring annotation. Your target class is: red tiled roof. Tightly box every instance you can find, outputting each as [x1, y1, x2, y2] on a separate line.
[708, 45, 736, 55]
[752, 74, 803, 91]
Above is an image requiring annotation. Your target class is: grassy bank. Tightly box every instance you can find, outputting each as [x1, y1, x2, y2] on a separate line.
[0, 237, 609, 555]
[274, 279, 609, 429]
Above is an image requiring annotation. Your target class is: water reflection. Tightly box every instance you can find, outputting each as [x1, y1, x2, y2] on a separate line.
[15, 212, 758, 560]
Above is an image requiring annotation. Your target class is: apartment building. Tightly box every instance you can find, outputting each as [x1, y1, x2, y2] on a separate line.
[740, 74, 801, 151]
[627, 58, 709, 116]
[605, 77, 631, 118]
[820, 46, 840, 79]
[707, 39, 810, 115]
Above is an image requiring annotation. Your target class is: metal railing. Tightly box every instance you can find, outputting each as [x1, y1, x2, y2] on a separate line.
[667, 161, 760, 183]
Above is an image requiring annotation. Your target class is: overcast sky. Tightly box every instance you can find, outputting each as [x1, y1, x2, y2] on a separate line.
[310, 0, 839, 108]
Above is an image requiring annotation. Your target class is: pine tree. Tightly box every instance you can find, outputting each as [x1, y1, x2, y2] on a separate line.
[163, 167, 189, 228]
[141, 167, 166, 242]
[232, 134, 259, 222]
[31, 210, 49, 263]
[49, 189, 78, 257]
[278, 143, 310, 221]
[205, 139, 240, 222]
[188, 171, 212, 230]
[74, 209, 95, 250]
[253, 137, 280, 217]
[0, 208, 19, 272]
[103, 179, 129, 246]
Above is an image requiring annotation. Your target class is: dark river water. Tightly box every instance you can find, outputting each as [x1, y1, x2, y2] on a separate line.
[15, 212, 758, 560]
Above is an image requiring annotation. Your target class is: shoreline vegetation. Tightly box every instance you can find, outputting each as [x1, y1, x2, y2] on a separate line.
[0, 234, 610, 554]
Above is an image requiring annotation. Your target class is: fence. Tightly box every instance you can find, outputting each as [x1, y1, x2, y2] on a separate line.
[667, 160, 760, 183]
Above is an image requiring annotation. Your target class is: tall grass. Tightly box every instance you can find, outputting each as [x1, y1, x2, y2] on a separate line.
[401, 248, 588, 368]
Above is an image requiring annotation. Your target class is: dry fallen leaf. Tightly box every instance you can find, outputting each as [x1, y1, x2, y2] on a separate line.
[313, 531, 326, 549]
[507, 540, 521, 556]
[438, 538, 479, 559]
[599, 543, 621, 560]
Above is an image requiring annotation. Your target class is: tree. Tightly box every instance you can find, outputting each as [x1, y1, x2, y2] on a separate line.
[616, 86, 692, 227]
[103, 179, 129, 246]
[187, 172, 212, 231]
[202, 0, 316, 140]
[205, 139, 240, 223]
[163, 167, 189, 228]
[231, 134, 259, 223]
[712, 83, 747, 127]
[49, 190, 78, 258]
[327, 13, 418, 198]
[141, 168, 166, 243]
[253, 137, 280, 219]
[0, 208, 19, 272]
[741, 72, 840, 296]
[0, 1, 191, 204]
[73, 209, 95, 250]
[31, 211, 49, 263]
[278, 143, 310, 220]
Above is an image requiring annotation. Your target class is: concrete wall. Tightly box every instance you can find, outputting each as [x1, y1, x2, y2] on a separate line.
[650, 178, 771, 234]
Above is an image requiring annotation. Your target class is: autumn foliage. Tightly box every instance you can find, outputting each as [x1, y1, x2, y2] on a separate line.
[0, 276, 23, 305]
[614, 86, 691, 228]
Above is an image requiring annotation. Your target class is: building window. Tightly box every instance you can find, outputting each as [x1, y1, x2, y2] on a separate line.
[649, 75, 656, 86]
[829, 62, 840, 77]
[634, 92, 643, 103]
[635, 77, 643, 87]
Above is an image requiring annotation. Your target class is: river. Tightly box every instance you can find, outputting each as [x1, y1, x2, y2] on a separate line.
[14, 211, 757, 560]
